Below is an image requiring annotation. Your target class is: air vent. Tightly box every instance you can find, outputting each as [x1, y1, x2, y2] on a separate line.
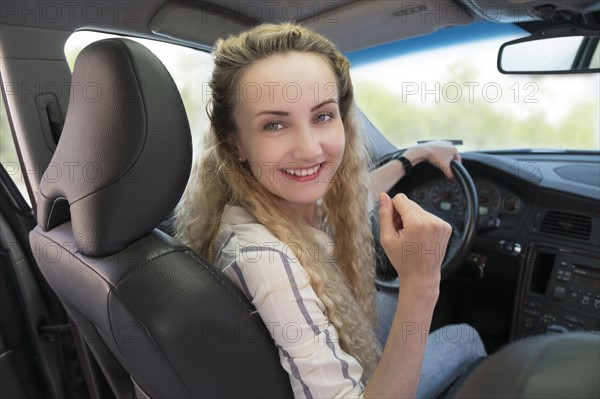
[539, 211, 591, 240]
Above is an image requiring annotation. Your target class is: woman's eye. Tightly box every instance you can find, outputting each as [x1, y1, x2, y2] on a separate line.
[315, 112, 334, 123]
[263, 121, 284, 131]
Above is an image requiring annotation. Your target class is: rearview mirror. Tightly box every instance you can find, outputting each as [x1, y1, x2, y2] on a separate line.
[498, 29, 599, 74]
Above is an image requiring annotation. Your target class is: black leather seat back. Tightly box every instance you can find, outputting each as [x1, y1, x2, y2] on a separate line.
[30, 38, 292, 398]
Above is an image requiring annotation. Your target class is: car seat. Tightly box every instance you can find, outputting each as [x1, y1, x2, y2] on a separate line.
[29, 38, 292, 398]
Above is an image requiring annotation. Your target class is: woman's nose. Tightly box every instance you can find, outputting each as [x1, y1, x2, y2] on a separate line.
[292, 125, 322, 161]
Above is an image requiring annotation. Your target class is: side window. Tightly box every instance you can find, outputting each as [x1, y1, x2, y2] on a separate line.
[1, 90, 30, 204]
[65, 31, 213, 156]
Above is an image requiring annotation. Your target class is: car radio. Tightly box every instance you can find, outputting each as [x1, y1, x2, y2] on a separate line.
[516, 246, 600, 338]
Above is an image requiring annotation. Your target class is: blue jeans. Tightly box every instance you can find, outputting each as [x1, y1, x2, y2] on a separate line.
[377, 290, 487, 399]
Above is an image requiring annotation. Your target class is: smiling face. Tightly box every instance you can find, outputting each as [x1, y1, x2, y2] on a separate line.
[232, 51, 346, 221]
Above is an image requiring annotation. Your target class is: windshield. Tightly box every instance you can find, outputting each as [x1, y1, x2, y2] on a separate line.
[349, 22, 600, 152]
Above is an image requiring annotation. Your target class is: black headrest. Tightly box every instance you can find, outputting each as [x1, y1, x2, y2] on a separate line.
[37, 38, 192, 256]
[455, 332, 600, 398]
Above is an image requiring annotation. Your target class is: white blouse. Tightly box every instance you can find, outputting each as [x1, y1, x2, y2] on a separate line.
[214, 205, 365, 399]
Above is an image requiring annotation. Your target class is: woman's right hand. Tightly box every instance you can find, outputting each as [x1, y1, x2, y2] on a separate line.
[378, 192, 452, 293]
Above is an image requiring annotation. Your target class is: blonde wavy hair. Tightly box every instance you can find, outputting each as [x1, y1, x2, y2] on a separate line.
[175, 23, 381, 380]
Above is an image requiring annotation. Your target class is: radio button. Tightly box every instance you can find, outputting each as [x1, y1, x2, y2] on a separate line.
[594, 299, 600, 309]
[570, 292, 578, 301]
[540, 315, 556, 325]
[523, 308, 540, 317]
[564, 315, 584, 326]
[523, 318, 535, 330]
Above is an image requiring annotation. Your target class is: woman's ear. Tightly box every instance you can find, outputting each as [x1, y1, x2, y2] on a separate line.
[227, 134, 246, 162]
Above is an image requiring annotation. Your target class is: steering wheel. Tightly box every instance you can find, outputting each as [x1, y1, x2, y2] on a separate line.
[374, 160, 478, 290]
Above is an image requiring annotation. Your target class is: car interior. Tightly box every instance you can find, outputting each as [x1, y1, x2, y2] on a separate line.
[1, 1, 599, 398]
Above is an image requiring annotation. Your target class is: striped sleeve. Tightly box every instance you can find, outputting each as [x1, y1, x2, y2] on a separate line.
[218, 232, 365, 399]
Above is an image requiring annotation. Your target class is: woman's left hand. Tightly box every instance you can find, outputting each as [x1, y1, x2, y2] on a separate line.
[403, 140, 461, 179]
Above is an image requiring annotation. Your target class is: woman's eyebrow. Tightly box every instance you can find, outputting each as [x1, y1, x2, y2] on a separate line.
[253, 110, 289, 119]
[311, 98, 338, 112]
[252, 99, 338, 120]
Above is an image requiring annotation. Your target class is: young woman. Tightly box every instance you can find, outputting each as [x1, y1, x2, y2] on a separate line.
[176, 23, 485, 399]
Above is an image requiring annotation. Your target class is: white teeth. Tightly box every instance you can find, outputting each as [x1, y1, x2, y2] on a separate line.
[284, 165, 320, 177]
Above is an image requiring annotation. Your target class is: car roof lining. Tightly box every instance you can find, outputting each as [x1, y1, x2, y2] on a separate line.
[3, 0, 598, 55]
[455, 0, 600, 22]
[1, 1, 477, 54]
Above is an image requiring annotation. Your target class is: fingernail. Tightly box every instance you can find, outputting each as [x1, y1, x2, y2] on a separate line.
[379, 193, 388, 205]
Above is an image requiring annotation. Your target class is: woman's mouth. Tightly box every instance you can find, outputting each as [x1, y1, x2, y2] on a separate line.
[281, 162, 326, 181]
[283, 164, 321, 177]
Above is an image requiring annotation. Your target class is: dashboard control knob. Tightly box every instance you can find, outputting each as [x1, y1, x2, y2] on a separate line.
[552, 286, 565, 301]
[582, 296, 590, 305]
[498, 240, 521, 256]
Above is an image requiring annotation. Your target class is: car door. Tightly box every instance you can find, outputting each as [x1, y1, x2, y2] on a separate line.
[1, 90, 87, 398]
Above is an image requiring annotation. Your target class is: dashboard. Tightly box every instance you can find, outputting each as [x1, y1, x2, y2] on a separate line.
[388, 151, 600, 343]
[409, 176, 524, 232]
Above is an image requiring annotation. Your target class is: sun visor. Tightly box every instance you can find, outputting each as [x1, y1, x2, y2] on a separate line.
[306, 0, 473, 53]
[150, 3, 250, 50]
